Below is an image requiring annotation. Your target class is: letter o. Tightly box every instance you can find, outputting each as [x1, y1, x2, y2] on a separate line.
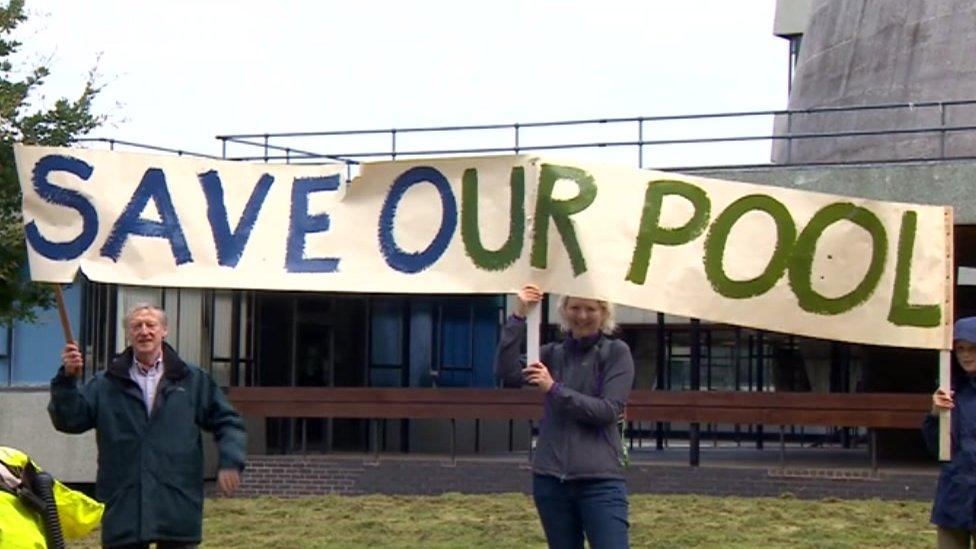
[378, 167, 458, 274]
[788, 203, 887, 315]
[704, 194, 796, 299]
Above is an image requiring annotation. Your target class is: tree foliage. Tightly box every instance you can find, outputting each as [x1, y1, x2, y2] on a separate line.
[0, 0, 104, 323]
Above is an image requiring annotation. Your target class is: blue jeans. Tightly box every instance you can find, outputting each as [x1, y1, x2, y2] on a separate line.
[533, 474, 629, 549]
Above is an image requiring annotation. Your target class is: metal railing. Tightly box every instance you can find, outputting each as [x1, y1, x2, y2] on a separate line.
[202, 99, 976, 172]
[73, 137, 219, 159]
[71, 99, 976, 175]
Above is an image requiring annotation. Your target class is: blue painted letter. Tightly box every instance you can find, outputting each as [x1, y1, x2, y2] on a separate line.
[100, 168, 193, 265]
[199, 170, 273, 267]
[286, 175, 341, 273]
[24, 155, 98, 260]
[378, 166, 457, 274]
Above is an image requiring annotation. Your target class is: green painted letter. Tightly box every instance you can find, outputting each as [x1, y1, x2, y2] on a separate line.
[626, 180, 710, 285]
[530, 164, 597, 276]
[461, 167, 525, 271]
[704, 194, 796, 298]
[788, 203, 887, 315]
[887, 210, 941, 327]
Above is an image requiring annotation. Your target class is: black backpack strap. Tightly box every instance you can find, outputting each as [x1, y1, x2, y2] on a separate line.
[594, 338, 615, 395]
[598, 338, 613, 375]
[550, 342, 564, 381]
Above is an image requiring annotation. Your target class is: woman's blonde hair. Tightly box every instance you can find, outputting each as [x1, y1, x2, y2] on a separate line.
[556, 295, 617, 335]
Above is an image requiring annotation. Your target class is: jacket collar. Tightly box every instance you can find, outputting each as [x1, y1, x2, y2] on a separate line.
[108, 341, 188, 382]
[563, 332, 603, 355]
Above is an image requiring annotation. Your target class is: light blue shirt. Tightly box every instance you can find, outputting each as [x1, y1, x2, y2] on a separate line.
[129, 355, 163, 416]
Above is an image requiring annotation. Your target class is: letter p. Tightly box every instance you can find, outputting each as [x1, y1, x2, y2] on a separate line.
[626, 180, 710, 285]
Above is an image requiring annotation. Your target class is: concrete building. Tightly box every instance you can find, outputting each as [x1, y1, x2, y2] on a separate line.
[774, 0, 976, 163]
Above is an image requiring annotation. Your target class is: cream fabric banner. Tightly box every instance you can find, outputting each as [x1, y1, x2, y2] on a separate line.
[15, 145, 951, 349]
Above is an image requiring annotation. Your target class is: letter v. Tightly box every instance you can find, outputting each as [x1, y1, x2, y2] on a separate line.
[199, 170, 274, 267]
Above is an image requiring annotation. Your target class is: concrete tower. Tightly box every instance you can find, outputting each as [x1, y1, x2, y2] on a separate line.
[773, 0, 976, 163]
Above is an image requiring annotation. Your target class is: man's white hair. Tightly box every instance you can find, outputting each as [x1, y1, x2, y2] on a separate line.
[124, 303, 167, 328]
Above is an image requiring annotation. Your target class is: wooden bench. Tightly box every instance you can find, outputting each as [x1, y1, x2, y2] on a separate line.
[230, 387, 931, 467]
[229, 387, 930, 430]
[626, 391, 930, 429]
[229, 387, 933, 469]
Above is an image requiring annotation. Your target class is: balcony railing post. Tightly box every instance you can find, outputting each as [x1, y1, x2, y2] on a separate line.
[638, 117, 644, 168]
[939, 102, 947, 158]
[785, 110, 794, 164]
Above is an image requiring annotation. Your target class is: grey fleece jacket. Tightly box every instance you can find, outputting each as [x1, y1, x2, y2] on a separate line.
[494, 316, 635, 480]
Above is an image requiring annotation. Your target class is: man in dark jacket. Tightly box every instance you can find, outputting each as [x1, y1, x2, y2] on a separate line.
[49, 303, 247, 548]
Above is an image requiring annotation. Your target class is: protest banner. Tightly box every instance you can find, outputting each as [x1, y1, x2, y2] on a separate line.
[15, 145, 952, 349]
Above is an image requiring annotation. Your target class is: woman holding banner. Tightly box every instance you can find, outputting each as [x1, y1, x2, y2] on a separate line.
[925, 316, 976, 548]
[495, 284, 634, 549]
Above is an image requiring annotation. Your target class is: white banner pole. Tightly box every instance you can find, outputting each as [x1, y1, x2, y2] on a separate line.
[940, 350, 952, 461]
[526, 302, 541, 367]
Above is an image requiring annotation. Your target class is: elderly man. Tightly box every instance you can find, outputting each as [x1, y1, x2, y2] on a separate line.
[49, 303, 246, 549]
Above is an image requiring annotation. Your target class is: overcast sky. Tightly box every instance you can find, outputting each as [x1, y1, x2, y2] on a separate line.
[16, 0, 788, 165]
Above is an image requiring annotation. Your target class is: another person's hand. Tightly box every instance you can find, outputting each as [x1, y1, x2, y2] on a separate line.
[522, 362, 554, 393]
[61, 343, 83, 378]
[932, 388, 954, 414]
[218, 468, 241, 496]
[515, 284, 543, 318]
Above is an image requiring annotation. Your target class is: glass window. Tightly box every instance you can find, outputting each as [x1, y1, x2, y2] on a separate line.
[370, 299, 403, 366]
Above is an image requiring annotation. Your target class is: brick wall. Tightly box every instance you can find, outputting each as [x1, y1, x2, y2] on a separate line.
[236, 455, 937, 501]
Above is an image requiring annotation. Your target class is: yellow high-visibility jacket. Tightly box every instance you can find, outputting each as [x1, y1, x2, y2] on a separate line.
[0, 446, 104, 548]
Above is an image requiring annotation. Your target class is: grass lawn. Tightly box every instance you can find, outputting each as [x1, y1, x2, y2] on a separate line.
[67, 493, 934, 548]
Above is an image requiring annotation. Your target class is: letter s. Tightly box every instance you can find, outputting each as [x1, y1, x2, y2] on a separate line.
[24, 155, 98, 260]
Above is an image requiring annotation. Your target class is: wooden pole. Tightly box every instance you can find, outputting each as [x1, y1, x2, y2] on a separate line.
[52, 284, 75, 344]
[940, 207, 955, 462]
[940, 350, 951, 461]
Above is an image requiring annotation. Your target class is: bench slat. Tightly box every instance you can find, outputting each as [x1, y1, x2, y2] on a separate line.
[228, 387, 930, 429]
